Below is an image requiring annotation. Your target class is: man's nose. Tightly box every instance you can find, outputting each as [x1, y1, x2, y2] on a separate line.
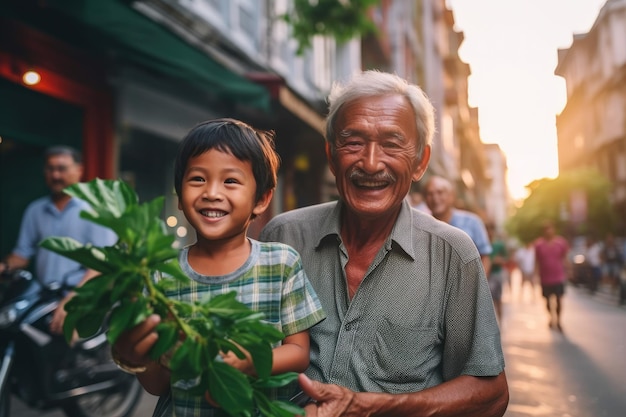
[362, 143, 384, 172]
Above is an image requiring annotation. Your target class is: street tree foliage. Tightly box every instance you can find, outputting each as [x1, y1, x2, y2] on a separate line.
[282, 0, 380, 55]
[506, 168, 617, 244]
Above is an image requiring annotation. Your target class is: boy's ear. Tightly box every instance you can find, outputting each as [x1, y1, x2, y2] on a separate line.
[252, 189, 274, 217]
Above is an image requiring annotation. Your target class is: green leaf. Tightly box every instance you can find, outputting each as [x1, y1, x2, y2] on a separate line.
[39, 237, 115, 273]
[153, 260, 188, 283]
[109, 272, 145, 302]
[64, 179, 136, 217]
[63, 306, 81, 343]
[146, 234, 178, 264]
[266, 400, 305, 417]
[170, 339, 203, 382]
[208, 361, 254, 416]
[75, 309, 108, 338]
[252, 372, 299, 389]
[149, 322, 180, 359]
[107, 298, 151, 344]
[230, 333, 273, 378]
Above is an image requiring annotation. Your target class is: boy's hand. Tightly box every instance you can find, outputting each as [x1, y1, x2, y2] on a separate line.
[204, 391, 221, 407]
[220, 344, 254, 375]
[113, 314, 161, 367]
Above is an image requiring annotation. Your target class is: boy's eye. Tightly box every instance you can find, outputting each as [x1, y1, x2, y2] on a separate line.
[189, 176, 205, 182]
[224, 178, 240, 184]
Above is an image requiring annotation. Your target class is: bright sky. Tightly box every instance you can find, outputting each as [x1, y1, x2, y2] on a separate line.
[446, 0, 607, 200]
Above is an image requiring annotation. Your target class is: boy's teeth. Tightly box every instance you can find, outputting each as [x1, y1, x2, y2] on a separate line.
[202, 210, 225, 218]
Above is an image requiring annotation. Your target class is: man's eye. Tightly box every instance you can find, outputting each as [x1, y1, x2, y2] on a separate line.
[383, 141, 401, 148]
[339, 139, 363, 148]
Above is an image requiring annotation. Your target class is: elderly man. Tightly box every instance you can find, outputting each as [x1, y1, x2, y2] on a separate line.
[261, 71, 508, 416]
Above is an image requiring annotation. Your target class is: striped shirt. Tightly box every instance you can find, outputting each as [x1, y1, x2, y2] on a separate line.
[158, 240, 325, 417]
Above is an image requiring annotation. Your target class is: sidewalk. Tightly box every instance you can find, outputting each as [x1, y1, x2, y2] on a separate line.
[499, 270, 626, 417]
[589, 281, 621, 305]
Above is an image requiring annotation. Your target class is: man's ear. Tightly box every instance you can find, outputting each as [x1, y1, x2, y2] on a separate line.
[325, 142, 336, 176]
[412, 145, 431, 182]
[76, 163, 85, 181]
[252, 189, 274, 217]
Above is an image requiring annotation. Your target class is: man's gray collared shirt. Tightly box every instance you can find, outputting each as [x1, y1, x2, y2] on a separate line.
[260, 200, 504, 393]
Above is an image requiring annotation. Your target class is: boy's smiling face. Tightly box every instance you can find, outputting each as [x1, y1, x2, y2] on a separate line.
[178, 148, 271, 245]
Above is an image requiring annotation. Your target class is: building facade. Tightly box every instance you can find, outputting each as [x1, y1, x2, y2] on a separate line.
[0, 0, 496, 254]
[555, 0, 626, 233]
[0, 0, 356, 252]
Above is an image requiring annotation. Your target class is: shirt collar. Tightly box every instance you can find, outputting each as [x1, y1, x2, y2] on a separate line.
[44, 195, 79, 213]
[313, 199, 416, 261]
[313, 201, 343, 249]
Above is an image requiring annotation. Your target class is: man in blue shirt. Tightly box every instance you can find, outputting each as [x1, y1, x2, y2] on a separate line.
[0, 146, 117, 334]
[423, 175, 492, 274]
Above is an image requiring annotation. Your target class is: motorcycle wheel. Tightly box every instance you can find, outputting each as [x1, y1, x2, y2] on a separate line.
[0, 388, 9, 417]
[61, 375, 142, 417]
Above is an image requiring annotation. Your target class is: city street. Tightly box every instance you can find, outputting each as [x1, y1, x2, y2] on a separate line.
[11, 270, 626, 417]
[501, 271, 626, 417]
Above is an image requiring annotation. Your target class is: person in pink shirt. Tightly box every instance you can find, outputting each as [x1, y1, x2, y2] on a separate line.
[534, 220, 569, 332]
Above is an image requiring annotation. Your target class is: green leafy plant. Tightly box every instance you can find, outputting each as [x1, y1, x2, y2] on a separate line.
[40, 179, 303, 417]
[282, 0, 380, 54]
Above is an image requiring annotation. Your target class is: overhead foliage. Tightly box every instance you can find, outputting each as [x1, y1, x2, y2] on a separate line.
[506, 168, 617, 244]
[282, 0, 380, 55]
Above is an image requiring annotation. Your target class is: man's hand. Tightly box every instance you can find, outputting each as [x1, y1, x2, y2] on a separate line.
[298, 373, 360, 417]
[50, 293, 73, 335]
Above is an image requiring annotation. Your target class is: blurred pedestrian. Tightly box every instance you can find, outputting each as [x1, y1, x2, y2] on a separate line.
[0, 146, 117, 334]
[487, 224, 508, 323]
[423, 175, 492, 275]
[601, 233, 623, 289]
[534, 220, 569, 332]
[407, 185, 431, 214]
[585, 236, 603, 293]
[514, 241, 537, 301]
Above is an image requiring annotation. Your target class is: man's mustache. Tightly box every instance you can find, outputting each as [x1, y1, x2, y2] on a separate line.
[348, 170, 396, 183]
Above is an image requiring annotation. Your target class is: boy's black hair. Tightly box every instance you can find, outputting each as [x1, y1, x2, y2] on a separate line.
[174, 118, 280, 203]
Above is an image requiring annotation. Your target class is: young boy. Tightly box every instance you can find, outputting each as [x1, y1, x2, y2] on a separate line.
[113, 118, 326, 416]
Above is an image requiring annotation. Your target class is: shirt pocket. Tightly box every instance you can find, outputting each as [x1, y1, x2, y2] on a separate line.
[371, 318, 441, 386]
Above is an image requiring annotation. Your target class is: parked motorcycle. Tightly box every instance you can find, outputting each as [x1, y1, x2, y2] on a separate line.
[569, 252, 599, 293]
[0, 268, 142, 417]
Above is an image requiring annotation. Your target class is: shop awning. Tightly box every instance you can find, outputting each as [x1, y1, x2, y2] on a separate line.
[45, 0, 270, 110]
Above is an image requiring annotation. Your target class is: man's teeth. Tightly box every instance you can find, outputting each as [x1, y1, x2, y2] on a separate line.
[201, 210, 226, 218]
[357, 180, 387, 187]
